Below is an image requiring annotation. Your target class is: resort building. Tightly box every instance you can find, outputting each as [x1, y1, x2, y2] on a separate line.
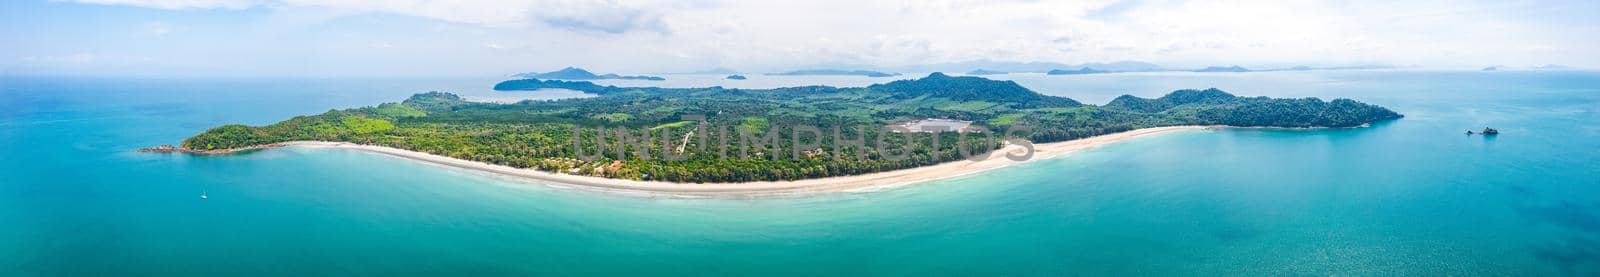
[897, 118, 976, 133]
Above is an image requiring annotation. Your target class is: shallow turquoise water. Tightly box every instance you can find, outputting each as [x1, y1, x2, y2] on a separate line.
[3, 71, 1598, 275]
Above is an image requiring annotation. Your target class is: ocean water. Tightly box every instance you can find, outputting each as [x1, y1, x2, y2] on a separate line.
[2, 70, 1598, 275]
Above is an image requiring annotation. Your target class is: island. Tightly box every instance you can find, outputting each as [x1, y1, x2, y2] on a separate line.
[966, 69, 1006, 75]
[1195, 66, 1251, 72]
[1047, 67, 1110, 75]
[171, 73, 1400, 194]
[768, 69, 898, 77]
[726, 74, 747, 80]
[514, 67, 665, 81]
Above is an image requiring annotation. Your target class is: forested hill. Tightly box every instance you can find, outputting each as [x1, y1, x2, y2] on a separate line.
[182, 73, 1401, 183]
[1104, 88, 1404, 127]
[867, 72, 1081, 107]
[1104, 88, 1238, 113]
[492, 79, 629, 94]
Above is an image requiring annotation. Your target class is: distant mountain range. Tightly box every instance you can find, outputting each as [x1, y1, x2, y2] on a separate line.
[1047, 68, 1110, 75]
[890, 60, 1404, 75]
[1209, 65, 1402, 72]
[768, 69, 899, 77]
[893, 60, 1162, 73]
[513, 67, 665, 81]
[1481, 64, 1572, 71]
[966, 69, 1007, 75]
[1194, 66, 1251, 72]
[550, 62, 1412, 78]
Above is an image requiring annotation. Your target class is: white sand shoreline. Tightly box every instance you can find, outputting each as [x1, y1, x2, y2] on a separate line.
[270, 125, 1213, 197]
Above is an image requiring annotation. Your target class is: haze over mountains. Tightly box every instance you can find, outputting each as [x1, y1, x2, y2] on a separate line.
[518, 56, 1586, 80]
[659, 60, 1404, 78]
[514, 67, 665, 81]
[527, 60, 1585, 80]
[768, 69, 899, 77]
[893, 60, 1164, 73]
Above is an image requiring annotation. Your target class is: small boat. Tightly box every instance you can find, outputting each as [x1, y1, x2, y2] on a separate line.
[200, 191, 208, 200]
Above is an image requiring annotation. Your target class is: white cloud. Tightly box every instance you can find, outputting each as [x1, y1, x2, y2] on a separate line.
[273, 0, 536, 27]
[44, 0, 1600, 75]
[60, 0, 258, 10]
[70, 0, 692, 29]
[143, 21, 171, 35]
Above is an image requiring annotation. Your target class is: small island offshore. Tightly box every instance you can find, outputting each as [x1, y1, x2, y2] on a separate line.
[165, 73, 1400, 194]
[514, 67, 665, 81]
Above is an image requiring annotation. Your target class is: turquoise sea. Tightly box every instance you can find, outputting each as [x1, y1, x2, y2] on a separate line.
[3, 70, 1599, 275]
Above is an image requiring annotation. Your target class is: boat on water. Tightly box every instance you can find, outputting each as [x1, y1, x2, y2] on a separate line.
[1466, 127, 1500, 135]
[200, 191, 208, 200]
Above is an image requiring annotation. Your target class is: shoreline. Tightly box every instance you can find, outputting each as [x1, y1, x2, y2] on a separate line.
[174, 126, 1213, 197]
[313, 125, 1211, 196]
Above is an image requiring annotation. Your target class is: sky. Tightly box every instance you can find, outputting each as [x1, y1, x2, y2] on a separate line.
[2, 0, 1596, 77]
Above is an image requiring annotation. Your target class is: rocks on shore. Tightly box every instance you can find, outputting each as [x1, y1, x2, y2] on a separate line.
[136, 144, 186, 153]
[137, 143, 292, 155]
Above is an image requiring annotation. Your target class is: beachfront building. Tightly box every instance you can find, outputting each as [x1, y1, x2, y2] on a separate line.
[897, 118, 976, 133]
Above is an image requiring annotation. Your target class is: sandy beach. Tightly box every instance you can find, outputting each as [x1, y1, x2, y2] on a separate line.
[271, 125, 1211, 196]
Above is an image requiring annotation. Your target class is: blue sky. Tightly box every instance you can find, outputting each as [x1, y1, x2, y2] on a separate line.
[3, 0, 1597, 77]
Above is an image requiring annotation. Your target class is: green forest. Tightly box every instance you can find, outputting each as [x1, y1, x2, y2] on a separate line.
[184, 73, 1401, 183]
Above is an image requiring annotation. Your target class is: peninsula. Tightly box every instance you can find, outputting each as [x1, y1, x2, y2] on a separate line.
[176, 73, 1400, 192]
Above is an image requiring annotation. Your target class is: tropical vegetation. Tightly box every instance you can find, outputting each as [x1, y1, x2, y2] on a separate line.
[184, 73, 1401, 183]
